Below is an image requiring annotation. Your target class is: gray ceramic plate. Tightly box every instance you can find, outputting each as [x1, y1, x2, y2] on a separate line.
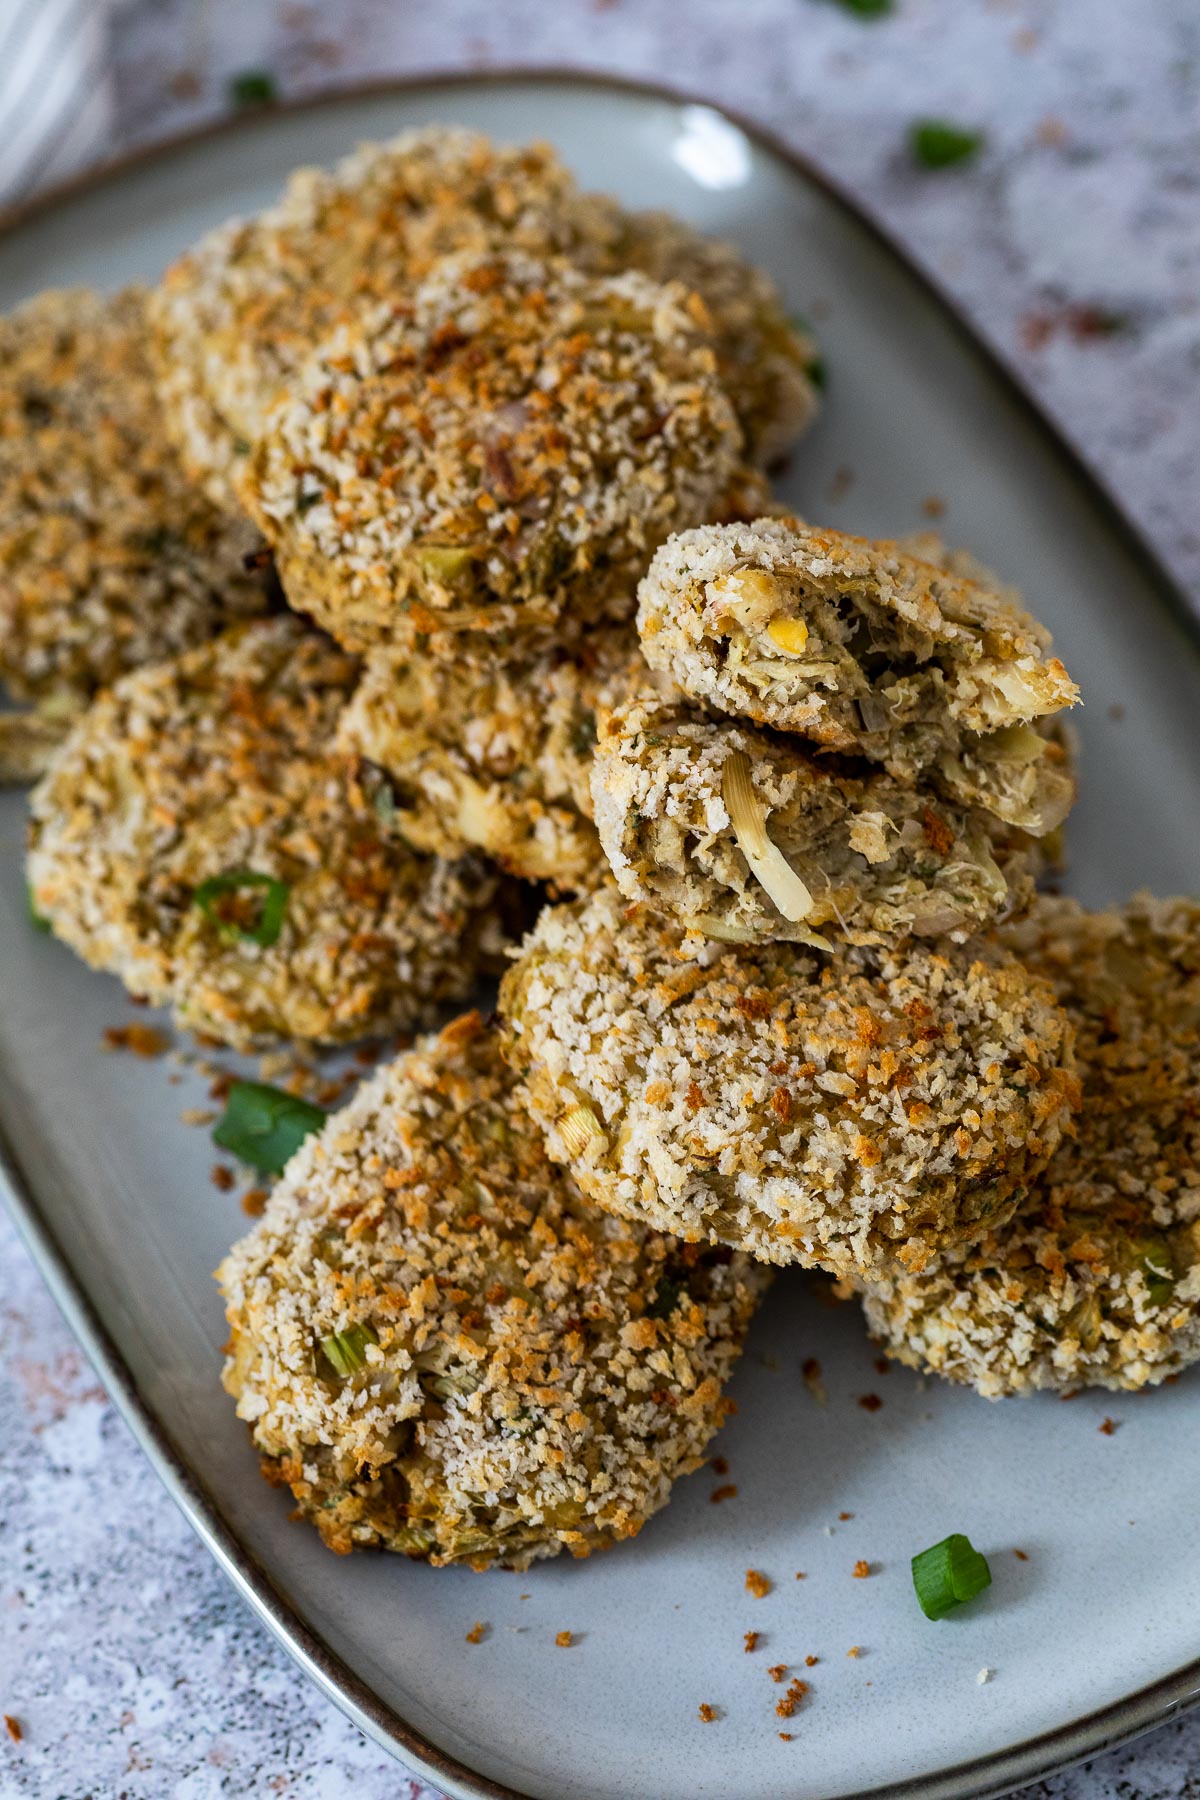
[3, 73, 1200, 1800]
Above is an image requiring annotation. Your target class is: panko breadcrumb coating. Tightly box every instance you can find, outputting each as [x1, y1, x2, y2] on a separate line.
[239, 250, 744, 653]
[339, 622, 655, 892]
[637, 520, 1078, 833]
[218, 1011, 768, 1567]
[149, 127, 818, 505]
[860, 895, 1200, 1394]
[0, 286, 268, 739]
[27, 618, 510, 1049]
[591, 694, 1035, 946]
[499, 885, 1079, 1278]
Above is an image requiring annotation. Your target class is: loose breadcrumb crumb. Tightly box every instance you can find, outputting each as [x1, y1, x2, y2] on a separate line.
[977, 1667, 992, 1685]
[744, 1631, 760, 1653]
[778, 1731, 794, 1741]
[858, 1395, 883, 1412]
[801, 1359, 828, 1404]
[795, 1571, 806, 1581]
[4, 1715, 21, 1742]
[776, 1679, 809, 1718]
[745, 1569, 771, 1598]
[805, 1655, 819, 1667]
[1099, 1417, 1119, 1436]
[698, 1703, 717, 1724]
[240, 1188, 268, 1217]
[767, 1664, 787, 1684]
[712, 1455, 729, 1475]
[847, 1646, 862, 1659]
[1013, 1549, 1029, 1561]
[465, 1622, 488, 1645]
[555, 1631, 573, 1648]
[711, 1484, 738, 1504]
[180, 1109, 217, 1127]
[102, 1024, 170, 1058]
[852, 1560, 871, 1579]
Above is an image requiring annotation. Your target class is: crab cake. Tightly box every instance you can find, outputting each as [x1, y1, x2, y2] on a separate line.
[238, 250, 744, 654]
[591, 694, 1035, 946]
[614, 210, 821, 466]
[0, 286, 268, 758]
[860, 895, 1200, 1395]
[218, 1011, 768, 1568]
[150, 126, 818, 507]
[636, 519, 1079, 832]
[339, 622, 655, 892]
[149, 129, 608, 507]
[27, 618, 509, 1049]
[499, 885, 1078, 1279]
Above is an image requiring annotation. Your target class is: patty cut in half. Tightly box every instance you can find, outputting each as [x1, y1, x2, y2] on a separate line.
[591, 693, 1036, 946]
[859, 895, 1200, 1395]
[238, 251, 744, 654]
[0, 286, 269, 775]
[218, 1011, 769, 1568]
[339, 621, 655, 893]
[27, 618, 510, 1049]
[499, 885, 1079, 1280]
[636, 519, 1079, 833]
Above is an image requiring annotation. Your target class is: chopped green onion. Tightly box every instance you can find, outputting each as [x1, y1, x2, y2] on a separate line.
[910, 120, 985, 171]
[830, 0, 893, 13]
[213, 1080, 324, 1175]
[228, 70, 278, 108]
[27, 884, 51, 933]
[912, 1533, 992, 1619]
[805, 354, 827, 391]
[320, 1322, 379, 1378]
[194, 870, 290, 947]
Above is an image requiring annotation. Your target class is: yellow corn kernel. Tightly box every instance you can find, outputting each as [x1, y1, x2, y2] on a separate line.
[766, 616, 810, 655]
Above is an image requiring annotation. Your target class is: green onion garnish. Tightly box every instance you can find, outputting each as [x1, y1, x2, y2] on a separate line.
[194, 870, 290, 947]
[910, 120, 985, 171]
[228, 70, 278, 108]
[912, 1533, 992, 1619]
[647, 1275, 684, 1320]
[212, 1081, 324, 1175]
[27, 884, 51, 933]
[831, 0, 893, 15]
[321, 1322, 379, 1378]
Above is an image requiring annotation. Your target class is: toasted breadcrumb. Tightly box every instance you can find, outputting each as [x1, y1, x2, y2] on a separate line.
[1099, 1417, 1119, 1435]
[744, 1631, 760, 1653]
[745, 1569, 771, 1598]
[852, 1560, 871, 1578]
[698, 1703, 717, 1724]
[710, 1484, 738, 1504]
[101, 1025, 170, 1058]
[776, 1679, 809, 1718]
[858, 1394, 883, 1412]
[3, 1716, 20, 1743]
[847, 1646, 862, 1658]
[555, 1631, 573, 1648]
[465, 1621, 488, 1645]
[767, 1664, 787, 1684]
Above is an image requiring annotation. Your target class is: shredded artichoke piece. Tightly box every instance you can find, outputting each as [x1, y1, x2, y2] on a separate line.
[556, 1103, 607, 1159]
[720, 750, 814, 923]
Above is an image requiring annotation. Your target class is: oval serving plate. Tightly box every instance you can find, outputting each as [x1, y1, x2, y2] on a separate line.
[3, 72, 1200, 1800]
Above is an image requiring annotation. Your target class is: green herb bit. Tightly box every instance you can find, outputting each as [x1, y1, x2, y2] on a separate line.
[321, 1322, 379, 1378]
[912, 1533, 992, 1619]
[647, 1275, 684, 1320]
[212, 1080, 324, 1175]
[831, 0, 893, 14]
[194, 870, 290, 947]
[229, 70, 278, 108]
[27, 884, 51, 933]
[910, 120, 985, 170]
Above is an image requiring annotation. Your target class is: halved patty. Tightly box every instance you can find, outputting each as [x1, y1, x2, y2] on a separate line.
[218, 1011, 769, 1568]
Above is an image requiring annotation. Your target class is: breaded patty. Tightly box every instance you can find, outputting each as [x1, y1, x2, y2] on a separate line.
[0, 286, 268, 752]
[239, 251, 744, 653]
[27, 618, 509, 1049]
[860, 895, 1200, 1394]
[591, 694, 1035, 946]
[217, 1011, 768, 1568]
[150, 127, 817, 504]
[499, 885, 1079, 1279]
[339, 622, 654, 892]
[636, 520, 1079, 831]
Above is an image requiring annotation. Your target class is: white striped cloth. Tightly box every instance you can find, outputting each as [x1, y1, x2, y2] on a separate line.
[0, 0, 119, 209]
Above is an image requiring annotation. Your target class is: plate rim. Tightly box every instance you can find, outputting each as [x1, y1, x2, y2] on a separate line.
[3, 66, 1200, 1800]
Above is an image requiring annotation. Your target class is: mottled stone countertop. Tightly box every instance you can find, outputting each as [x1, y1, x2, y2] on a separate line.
[2, 1, 1199, 1795]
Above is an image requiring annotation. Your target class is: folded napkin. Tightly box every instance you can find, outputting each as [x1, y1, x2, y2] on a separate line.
[0, 0, 118, 209]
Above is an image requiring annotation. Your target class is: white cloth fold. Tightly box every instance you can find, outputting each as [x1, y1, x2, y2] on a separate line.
[0, 0, 117, 208]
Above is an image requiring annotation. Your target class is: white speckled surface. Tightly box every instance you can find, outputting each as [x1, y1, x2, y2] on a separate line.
[2, 2, 1199, 1795]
